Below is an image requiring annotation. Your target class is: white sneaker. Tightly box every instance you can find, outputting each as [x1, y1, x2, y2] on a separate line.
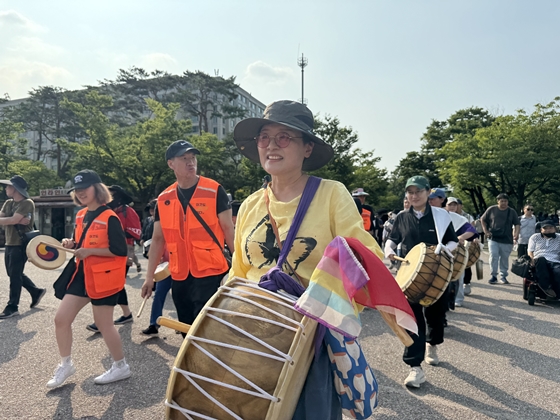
[94, 361, 131, 385]
[463, 284, 472, 295]
[47, 363, 76, 389]
[455, 302, 463, 307]
[404, 367, 426, 388]
[425, 344, 439, 365]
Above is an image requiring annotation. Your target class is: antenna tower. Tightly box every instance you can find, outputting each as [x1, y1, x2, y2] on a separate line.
[297, 53, 308, 105]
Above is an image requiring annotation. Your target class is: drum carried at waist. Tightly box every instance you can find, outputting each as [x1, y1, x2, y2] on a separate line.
[26, 235, 71, 270]
[466, 241, 481, 268]
[163, 277, 316, 420]
[451, 243, 468, 281]
[395, 243, 453, 307]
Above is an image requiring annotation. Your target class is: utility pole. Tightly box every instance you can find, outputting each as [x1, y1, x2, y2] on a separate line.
[297, 53, 308, 105]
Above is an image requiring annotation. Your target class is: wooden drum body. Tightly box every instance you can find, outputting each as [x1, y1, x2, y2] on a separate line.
[395, 243, 453, 307]
[165, 277, 317, 420]
[451, 243, 468, 281]
[466, 241, 481, 268]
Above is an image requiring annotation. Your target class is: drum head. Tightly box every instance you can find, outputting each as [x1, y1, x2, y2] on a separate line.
[395, 243, 426, 291]
[26, 235, 67, 270]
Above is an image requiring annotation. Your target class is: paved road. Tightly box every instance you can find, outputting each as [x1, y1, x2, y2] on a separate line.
[0, 249, 559, 420]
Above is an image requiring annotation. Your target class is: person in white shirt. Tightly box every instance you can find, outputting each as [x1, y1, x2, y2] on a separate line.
[527, 220, 560, 298]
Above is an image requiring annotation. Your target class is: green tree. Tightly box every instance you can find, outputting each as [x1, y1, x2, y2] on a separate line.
[174, 71, 245, 134]
[6, 160, 64, 195]
[63, 92, 192, 206]
[438, 98, 560, 212]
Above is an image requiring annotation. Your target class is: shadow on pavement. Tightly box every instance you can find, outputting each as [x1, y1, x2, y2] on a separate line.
[0, 312, 37, 366]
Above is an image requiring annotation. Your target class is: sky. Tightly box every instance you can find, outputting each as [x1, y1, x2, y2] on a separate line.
[1, 1, 559, 172]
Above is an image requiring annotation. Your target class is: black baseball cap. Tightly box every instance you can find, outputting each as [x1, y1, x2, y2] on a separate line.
[0, 175, 29, 198]
[165, 140, 200, 161]
[69, 169, 102, 191]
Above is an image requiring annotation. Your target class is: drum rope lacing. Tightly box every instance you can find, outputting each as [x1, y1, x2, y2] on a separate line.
[167, 279, 305, 418]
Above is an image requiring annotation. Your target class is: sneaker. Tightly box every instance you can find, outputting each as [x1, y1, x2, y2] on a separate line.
[47, 363, 76, 389]
[488, 277, 498, 284]
[404, 367, 426, 388]
[94, 361, 131, 385]
[141, 325, 159, 336]
[543, 287, 557, 298]
[0, 308, 19, 319]
[463, 284, 472, 295]
[136, 265, 142, 273]
[498, 278, 509, 284]
[455, 302, 463, 307]
[30, 288, 47, 309]
[86, 323, 99, 333]
[425, 344, 439, 365]
[114, 314, 133, 325]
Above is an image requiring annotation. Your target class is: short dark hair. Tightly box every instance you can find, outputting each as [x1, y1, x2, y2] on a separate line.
[496, 193, 509, 200]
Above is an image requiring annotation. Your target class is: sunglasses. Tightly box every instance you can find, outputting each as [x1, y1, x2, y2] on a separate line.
[527, 208, 534, 211]
[255, 132, 302, 148]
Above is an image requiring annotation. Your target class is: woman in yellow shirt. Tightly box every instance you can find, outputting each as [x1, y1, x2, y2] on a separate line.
[232, 100, 383, 420]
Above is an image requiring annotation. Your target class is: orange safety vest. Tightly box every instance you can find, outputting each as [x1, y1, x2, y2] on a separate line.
[362, 208, 372, 231]
[158, 177, 229, 280]
[71, 208, 127, 299]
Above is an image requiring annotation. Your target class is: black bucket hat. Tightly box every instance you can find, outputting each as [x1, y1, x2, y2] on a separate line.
[0, 175, 29, 198]
[233, 100, 334, 171]
[108, 185, 134, 205]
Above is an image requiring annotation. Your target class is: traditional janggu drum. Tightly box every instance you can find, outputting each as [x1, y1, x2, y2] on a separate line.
[162, 277, 317, 420]
[450, 243, 468, 281]
[395, 243, 453, 307]
[466, 241, 481, 268]
[26, 235, 69, 270]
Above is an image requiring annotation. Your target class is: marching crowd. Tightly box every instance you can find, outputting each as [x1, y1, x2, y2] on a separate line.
[0, 99, 559, 419]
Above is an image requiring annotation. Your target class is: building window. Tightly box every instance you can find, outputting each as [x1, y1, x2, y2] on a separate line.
[222, 127, 225, 135]
[213, 127, 217, 134]
[192, 126, 199, 133]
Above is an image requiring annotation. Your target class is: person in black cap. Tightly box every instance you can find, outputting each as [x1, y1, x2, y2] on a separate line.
[141, 140, 235, 333]
[85, 185, 142, 332]
[0, 175, 46, 319]
[47, 169, 130, 388]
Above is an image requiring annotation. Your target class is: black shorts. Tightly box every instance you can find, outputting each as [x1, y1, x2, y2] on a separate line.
[66, 269, 121, 306]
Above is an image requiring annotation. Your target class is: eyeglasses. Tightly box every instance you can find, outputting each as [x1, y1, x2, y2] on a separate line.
[255, 132, 302, 148]
[527, 208, 534, 211]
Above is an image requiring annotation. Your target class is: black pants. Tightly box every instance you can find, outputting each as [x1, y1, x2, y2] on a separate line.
[517, 244, 529, 258]
[464, 267, 472, 285]
[171, 273, 225, 327]
[5, 246, 41, 311]
[534, 257, 560, 291]
[403, 286, 449, 367]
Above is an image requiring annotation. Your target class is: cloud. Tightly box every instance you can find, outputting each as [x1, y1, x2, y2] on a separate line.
[0, 9, 45, 33]
[0, 59, 73, 98]
[140, 53, 178, 71]
[243, 61, 295, 86]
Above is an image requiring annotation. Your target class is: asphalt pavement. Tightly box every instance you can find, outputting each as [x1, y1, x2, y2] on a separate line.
[0, 248, 559, 420]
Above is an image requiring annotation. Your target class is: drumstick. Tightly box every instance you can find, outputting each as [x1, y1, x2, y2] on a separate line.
[40, 241, 75, 254]
[379, 311, 414, 347]
[392, 256, 409, 263]
[137, 296, 148, 318]
[157, 316, 191, 334]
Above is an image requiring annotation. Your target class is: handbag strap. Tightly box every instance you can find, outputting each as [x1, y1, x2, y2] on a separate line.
[76, 207, 109, 249]
[188, 203, 224, 251]
[265, 176, 322, 269]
